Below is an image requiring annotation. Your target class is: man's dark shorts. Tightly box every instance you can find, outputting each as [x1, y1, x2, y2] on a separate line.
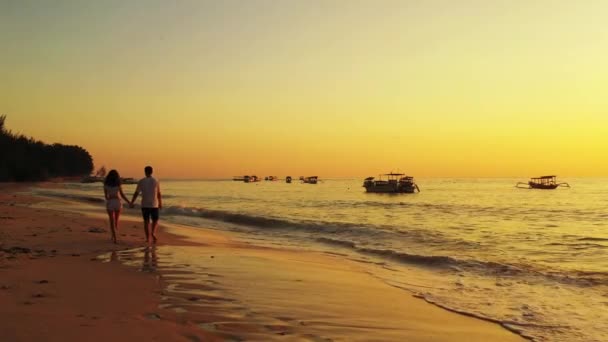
[141, 208, 159, 222]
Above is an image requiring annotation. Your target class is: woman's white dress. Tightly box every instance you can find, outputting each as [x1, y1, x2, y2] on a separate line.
[105, 185, 122, 211]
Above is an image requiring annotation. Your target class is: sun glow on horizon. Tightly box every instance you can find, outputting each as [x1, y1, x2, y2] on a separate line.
[3, 1, 608, 178]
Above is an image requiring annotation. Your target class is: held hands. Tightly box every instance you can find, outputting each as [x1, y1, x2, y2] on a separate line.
[129, 201, 135, 208]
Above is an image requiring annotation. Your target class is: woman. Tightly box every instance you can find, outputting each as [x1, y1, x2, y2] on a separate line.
[103, 170, 131, 243]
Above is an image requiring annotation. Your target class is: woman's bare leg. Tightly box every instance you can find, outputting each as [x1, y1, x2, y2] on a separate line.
[114, 209, 122, 235]
[107, 210, 117, 243]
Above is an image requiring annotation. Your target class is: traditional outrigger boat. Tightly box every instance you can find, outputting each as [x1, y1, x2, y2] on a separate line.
[264, 176, 278, 181]
[302, 176, 318, 184]
[233, 175, 261, 183]
[516, 175, 570, 190]
[121, 177, 138, 185]
[82, 176, 137, 184]
[363, 173, 420, 193]
[81, 176, 103, 183]
[239, 175, 260, 183]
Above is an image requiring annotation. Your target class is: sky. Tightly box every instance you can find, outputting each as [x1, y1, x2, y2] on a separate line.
[2, 0, 608, 178]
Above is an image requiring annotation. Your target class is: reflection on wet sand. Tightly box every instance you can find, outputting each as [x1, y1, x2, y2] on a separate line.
[97, 246, 524, 342]
[99, 246, 269, 340]
[110, 250, 118, 263]
[142, 246, 157, 273]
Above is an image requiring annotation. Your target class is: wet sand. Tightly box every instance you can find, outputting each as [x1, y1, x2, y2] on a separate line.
[0, 186, 220, 341]
[0, 184, 525, 341]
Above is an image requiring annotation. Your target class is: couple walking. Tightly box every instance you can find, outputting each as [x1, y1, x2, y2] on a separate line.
[103, 166, 162, 244]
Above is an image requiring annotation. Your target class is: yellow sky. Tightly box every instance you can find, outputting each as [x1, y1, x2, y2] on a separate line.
[2, 1, 608, 178]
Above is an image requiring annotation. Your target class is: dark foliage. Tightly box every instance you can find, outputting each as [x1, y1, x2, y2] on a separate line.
[0, 115, 94, 181]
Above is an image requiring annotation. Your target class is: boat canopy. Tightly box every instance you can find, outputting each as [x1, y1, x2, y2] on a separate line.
[532, 175, 556, 180]
[530, 176, 556, 183]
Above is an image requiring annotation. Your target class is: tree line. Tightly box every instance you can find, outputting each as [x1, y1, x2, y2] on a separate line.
[0, 115, 94, 181]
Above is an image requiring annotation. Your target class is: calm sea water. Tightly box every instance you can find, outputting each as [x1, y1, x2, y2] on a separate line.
[36, 178, 608, 341]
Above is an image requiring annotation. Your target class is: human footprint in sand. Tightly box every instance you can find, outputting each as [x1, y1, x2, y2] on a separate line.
[130, 166, 162, 244]
[103, 170, 132, 244]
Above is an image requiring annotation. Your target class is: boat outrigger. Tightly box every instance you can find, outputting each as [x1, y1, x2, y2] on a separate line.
[363, 173, 420, 193]
[516, 175, 570, 190]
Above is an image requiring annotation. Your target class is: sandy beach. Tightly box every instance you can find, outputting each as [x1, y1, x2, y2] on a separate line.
[0, 184, 525, 341]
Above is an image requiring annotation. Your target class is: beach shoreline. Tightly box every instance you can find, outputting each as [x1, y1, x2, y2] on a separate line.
[0, 184, 223, 341]
[0, 184, 526, 341]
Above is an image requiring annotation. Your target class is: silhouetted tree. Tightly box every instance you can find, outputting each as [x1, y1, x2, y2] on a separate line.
[95, 166, 107, 178]
[0, 115, 94, 181]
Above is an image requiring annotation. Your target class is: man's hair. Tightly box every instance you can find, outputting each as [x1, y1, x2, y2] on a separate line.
[144, 166, 153, 176]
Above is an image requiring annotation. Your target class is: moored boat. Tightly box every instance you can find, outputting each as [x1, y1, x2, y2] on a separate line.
[363, 173, 420, 193]
[81, 176, 103, 183]
[302, 176, 318, 184]
[516, 175, 570, 190]
[244, 175, 260, 183]
[82, 176, 137, 184]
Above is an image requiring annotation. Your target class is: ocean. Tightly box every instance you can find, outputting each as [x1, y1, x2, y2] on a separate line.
[34, 178, 608, 341]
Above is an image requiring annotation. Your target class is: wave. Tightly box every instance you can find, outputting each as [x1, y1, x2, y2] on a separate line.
[164, 205, 299, 229]
[35, 189, 178, 203]
[33, 190, 105, 203]
[316, 238, 608, 288]
[162, 205, 398, 237]
[578, 237, 608, 242]
[33, 191, 608, 288]
[30, 192, 434, 242]
[161, 205, 464, 248]
[316, 237, 356, 248]
[546, 242, 608, 249]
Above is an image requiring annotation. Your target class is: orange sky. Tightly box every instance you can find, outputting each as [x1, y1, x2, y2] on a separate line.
[2, 1, 608, 178]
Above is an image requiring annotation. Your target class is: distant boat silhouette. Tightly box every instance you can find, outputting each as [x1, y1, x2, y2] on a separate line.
[82, 176, 136, 184]
[81, 176, 103, 183]
[244, 175, 260, 183]
[516, 175, 570, 190]
[234, 175, 260, 183]
[121, 177, 137, 184]
[301, 176, 318, 184]
[363, 173, 420, 193]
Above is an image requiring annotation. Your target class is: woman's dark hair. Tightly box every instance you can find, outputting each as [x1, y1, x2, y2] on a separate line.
[104, 169, 121, 187]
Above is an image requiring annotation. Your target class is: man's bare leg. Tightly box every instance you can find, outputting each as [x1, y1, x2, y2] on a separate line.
[151, 219, 159, 243]
[143, 219, 150, 243]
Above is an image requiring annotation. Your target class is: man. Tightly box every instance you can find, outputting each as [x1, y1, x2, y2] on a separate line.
[130, 166, 162, 243]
